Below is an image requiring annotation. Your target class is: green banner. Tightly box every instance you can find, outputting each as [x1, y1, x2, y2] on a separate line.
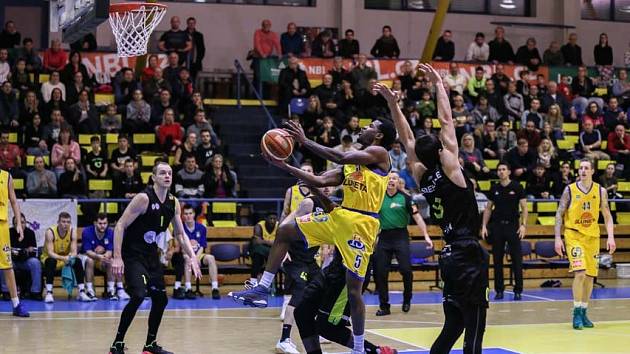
[548, 66, 600, 82]
[259, 57, 288, 83]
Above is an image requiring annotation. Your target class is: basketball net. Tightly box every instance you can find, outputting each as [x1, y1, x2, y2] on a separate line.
[109, 3, 167, 57]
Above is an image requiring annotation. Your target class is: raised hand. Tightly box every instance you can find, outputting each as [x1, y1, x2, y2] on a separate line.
[416, 63, 442, 84]
[372, 82, 399, 105]
[283, 120, 307, 144]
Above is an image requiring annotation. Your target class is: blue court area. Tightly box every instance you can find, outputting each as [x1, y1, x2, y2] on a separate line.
[3, 286, 630, 313]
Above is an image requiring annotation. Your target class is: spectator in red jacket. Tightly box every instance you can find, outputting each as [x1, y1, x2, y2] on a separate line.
[608, 124, 630, 177]
[0, 130, 20, 172]
[156, 108, 183, 153]
[43, 40, 68, 73]
[253, 19, 281, 58]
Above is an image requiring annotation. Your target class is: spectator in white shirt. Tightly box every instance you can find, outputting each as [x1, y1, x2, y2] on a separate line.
[444, 62, 467, 96]
[40, 71, 66, 103]
[388, 140, 407, 172]
[465, 32, 489, 62]
[0, 48, 10, 83]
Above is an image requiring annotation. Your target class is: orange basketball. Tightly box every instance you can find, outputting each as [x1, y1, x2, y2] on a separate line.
[261, 129, 294, 161]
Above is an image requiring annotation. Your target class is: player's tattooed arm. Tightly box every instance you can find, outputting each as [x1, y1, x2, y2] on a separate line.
[372, 82, 415, 157]
[600, 187, 616, 254]
[265, 156, 343, 188]
[554, 186, 570, 256]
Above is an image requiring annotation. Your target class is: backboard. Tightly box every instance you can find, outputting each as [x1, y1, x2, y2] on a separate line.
[50, 0, 110, 44]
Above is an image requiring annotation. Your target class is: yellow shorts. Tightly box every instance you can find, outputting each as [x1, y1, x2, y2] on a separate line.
[296, 207, 380, 279]
[0, 220, 11, 270]
[197, 252, 208, 263]
[565, 229, 600, 277]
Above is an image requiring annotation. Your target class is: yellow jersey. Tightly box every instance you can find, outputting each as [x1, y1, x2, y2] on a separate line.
[0, 170, 9, 221]
[257, 220, 278, 241]
[42, 225, 73, 259]
[340, 164, 388, 215]
[564, 182, 601, 237]
[289, 184, 309, 214]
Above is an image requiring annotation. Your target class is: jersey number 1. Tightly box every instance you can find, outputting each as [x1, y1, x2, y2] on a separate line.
[160, 215, 164, 227]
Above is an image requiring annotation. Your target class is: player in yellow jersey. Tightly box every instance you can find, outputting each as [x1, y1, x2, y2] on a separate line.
[555, 158, 616, 330]
[0, 168, 29, 317]
[230, 119, 395, 354]
[280, 162, 314, 221]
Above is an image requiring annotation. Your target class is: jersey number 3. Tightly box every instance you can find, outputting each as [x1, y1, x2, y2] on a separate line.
[432, 198, 444, 220]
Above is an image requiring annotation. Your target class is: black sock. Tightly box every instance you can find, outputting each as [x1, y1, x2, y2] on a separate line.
[146, 333, 157, 346]
[280, 324, 292, 341]
[114, 296, 143, 343]
[365, 340, 379, 353]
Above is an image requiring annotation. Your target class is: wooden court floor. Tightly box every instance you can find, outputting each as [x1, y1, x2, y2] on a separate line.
[2, 280, 630, 354]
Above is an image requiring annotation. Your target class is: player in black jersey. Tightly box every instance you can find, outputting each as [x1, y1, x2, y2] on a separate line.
[375, 63, 489, 354]
[109, 162, 201, 354]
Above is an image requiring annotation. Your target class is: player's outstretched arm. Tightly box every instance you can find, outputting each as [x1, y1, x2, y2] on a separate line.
[298, 181, 338, 213]
[554, 186, 570, 256]
[417, 63, 457, 154]
[600, 187, 616, 254]
[373, 83, 415, 158]
[266, 155, 344, 188]
[112, 193, 149, 276]
[171, 198, 201, 279]
[283, 121, 389, 168]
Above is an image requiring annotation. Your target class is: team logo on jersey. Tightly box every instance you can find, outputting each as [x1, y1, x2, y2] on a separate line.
[574, 212, 596, 228]
[390, 202, 402, 209]
[151, 203, 160, 210]
[344, 171, 367, 192]
[312, 212, 328, 223]
[143, 231, 166, 246]
[104, 239, 109, 245]
[571, 246, 583, 258]
[347, 234, 366, 250]
[2, 245, 9, 253]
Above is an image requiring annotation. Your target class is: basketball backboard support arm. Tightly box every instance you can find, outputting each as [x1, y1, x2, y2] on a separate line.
[51, 0, 110, 44]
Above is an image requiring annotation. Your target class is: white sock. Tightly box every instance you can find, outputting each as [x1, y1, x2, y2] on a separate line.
[353, 333, 364, 353]
[11, 297, 19, 307]
[185, 282, 192, 290]
[78, 284, 85, 291]
[582, 302, 588, 308]
[87, 282, 94, 292]
[107, 281, 115, 292]
[574, 301, 582, 308]
[174, 281, 181, 289]
[249, 278, 258, 284]
[259, 271, 275, 289]
[211, 281, 218, 289]
[46, 284, 53, 293]
[116, 282, 124, 289]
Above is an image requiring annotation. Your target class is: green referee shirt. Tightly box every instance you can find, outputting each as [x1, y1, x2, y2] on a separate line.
[379, 191, 413, 230]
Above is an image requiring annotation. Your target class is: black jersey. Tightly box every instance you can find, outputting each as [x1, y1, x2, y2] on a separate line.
[419, 166, 480, 244]
[288, 196, 321, 266]
[122, 187, 176, 259]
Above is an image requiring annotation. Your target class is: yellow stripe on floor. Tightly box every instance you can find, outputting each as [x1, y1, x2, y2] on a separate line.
[369, 320, 630, 354]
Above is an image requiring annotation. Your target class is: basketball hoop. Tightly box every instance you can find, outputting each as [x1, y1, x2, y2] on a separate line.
[109, 2, 167, 57]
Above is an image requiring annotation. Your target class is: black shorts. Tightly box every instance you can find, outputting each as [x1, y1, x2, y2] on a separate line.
[297, 254, 350, 326]
[439, 238, 489, 309]
[285, 262, 321, 305]
[123, 255, 166, 298]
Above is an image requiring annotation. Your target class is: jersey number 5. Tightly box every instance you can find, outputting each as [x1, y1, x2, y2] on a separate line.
[432, 198, 444, 220]
[354, 255, 362, 269]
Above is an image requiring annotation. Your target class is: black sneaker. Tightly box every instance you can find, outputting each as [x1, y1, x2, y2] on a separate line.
[142, 341, 173, 354]
[402, 301, 411, 313]
[494, 291, 504, 300]
[109, 341, 126, 354]
[185, 289, 196, 300]
[375, 307, 391, 316]
[514, 292, 522, 301]
[173, 287, 185, 300]
[211, 288, 220, 300]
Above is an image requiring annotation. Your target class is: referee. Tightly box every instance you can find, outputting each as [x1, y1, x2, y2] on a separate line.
[481, 162, 528, 301]
[375, 172, 432, 316]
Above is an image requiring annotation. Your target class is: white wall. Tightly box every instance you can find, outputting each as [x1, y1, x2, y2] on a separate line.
[92, 0, 630, 71]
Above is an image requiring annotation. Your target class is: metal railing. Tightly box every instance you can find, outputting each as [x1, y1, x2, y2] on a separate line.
[233, 59, 277, 130]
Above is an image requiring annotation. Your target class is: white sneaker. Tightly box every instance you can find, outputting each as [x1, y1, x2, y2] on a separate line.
[86, 290, 98, 301]
[244, 279, 258, 290]
[44, 292, 54, 303]
[117, 288, 130, 300]
[275, 338, 299, 354]
[77, 290, 92, 302]
[319, 336, 331, 344]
